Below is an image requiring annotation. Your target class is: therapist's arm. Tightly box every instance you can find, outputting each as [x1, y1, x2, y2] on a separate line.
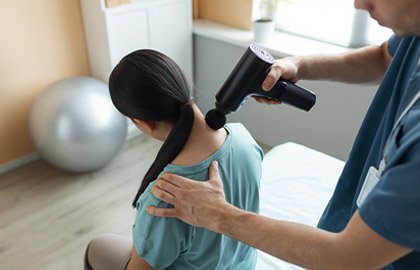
[148, 162, 410, 270]
[261, 42, 392, 92]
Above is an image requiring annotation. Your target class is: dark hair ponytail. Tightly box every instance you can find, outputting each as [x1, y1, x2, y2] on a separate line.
[108, 49, 194, 207]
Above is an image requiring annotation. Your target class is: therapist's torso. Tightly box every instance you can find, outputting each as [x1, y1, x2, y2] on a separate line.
[318, 35, 420, 269]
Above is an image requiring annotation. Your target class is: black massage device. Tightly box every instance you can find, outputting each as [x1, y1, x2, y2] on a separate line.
[205, 44, 316, 130]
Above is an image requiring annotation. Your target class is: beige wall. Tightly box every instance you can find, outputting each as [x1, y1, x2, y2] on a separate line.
[0, 0, 90, 164]
[194, 0, 253, 30]
[0, 0, 251, 165]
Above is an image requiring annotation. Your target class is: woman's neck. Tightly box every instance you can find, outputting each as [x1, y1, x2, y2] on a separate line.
[171, 104, 227, 166]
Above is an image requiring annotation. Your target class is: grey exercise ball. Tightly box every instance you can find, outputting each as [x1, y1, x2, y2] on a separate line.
[29, 76, 128, 172]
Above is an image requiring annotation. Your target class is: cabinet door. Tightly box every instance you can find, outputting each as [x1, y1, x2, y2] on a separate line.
[106, 4, 152, 68]
[152, 0, 192, 77]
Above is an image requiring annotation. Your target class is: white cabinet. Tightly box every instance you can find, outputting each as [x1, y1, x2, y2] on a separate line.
[80, 0, 193, 138]
[153, 0, 192, 75]
[80, 0, 193, 83]
[105, 4, 151, 69]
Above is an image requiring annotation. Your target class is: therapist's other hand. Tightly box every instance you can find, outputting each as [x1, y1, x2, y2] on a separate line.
[148, 161, 226, 228]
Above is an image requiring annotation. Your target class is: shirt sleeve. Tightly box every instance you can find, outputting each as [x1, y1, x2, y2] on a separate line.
[132, 182, 194, 269]
[359, 102, 420, 251]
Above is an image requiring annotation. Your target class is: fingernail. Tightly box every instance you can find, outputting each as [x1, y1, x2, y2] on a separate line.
[262, 82, 268, 91]
[162, 172, 170, 180]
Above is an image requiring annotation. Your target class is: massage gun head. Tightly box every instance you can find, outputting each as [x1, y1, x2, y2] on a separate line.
[205, 108, 226, 130]
[204, 44, 272, 131]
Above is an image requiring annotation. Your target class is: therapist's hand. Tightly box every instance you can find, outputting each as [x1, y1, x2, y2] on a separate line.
[254, 57, 301, 105]
[148, 161, 227, 229]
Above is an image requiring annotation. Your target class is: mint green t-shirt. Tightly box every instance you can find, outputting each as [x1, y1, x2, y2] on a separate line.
[132, 123, 263, 269]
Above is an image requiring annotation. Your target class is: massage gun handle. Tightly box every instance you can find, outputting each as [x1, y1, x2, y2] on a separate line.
[256, 80, 316, 111]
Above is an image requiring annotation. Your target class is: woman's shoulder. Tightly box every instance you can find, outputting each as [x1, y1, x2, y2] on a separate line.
[225, 122, 254, 142]
[225, 123, 264, 160]
[225, 122, 247, 132]
[133, 179, 192, 233]
[135, 180, 168, 210]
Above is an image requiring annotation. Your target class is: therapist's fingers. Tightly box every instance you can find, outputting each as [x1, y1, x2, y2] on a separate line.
[262, 59, 300, 92]
[160, 171, 194, 187]
[262, 67, 281, 91]
[253, 96, 282, 105]
[155, 178, 179, 194]
[151, 185, 176, 204]
[147, 206, 177, 218]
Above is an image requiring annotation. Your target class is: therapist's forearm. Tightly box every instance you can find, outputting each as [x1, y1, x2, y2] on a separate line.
[211, 204, 338, 269]
[210, 204, 408, 270]
[295, 43, 390, 84]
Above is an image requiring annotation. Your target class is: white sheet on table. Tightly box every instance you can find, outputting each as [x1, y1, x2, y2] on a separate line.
[256, 142, 345, 270]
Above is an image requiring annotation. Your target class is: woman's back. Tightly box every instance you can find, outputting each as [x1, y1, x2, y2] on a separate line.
[133, 123, 263, 269]
[106, 49, 263, 269]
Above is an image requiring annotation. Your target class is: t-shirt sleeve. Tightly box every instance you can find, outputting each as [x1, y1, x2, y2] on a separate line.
[132, 183, 194, 269]
[359, 102, 420, 250]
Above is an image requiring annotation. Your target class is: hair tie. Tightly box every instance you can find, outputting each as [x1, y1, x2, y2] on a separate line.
[180, 101, 192, 111]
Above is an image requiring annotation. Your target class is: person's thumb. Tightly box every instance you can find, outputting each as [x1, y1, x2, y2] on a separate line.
[209, 161, 225, 198]
[262, 68, 280, 92]
[209, 160, 221, 184]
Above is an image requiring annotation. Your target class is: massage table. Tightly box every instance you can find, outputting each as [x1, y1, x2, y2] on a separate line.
[256, 142, 345, 269]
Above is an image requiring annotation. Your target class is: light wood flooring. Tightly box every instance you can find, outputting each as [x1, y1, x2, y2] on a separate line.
[0, 135, 162, 270]
[0, 135, 271, 270]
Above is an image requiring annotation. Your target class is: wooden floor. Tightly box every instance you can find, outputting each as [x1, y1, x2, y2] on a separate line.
[0, 135, 162, 270]
[0, 135, 271, 270]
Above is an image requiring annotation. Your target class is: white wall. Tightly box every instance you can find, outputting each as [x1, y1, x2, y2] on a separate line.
[194, 35, 377, 160]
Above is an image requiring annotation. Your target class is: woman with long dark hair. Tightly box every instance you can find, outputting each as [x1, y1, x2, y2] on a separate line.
[85, 49, 263, 270]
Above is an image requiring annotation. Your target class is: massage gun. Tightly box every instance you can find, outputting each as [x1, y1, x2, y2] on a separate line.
[205, 44, 316, 130]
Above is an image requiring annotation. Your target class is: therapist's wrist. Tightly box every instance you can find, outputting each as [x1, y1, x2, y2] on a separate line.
[291, 56, 309, 80]
[211, 203, 247, 236]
